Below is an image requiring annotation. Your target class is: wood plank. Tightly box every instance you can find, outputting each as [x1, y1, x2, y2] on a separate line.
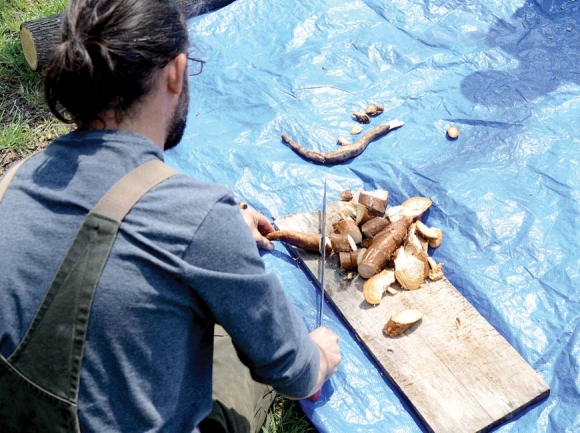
[274, 200, 550, 433]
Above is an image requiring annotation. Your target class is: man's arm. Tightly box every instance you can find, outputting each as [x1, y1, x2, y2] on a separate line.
[182, 192, 340, 399]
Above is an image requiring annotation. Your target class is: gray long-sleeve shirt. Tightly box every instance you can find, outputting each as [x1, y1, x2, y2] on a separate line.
[0, 130, 319, 432]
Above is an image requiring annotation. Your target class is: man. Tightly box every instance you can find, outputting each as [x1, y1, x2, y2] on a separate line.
[0, 0, 341, 432]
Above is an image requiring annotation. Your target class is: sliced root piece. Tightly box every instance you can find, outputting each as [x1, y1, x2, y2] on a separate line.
[358, 189, 389, 216]
[386, 197, 432, 222]
[393, 245, 429, 290]
[361, 217, 391, 239]
[363, 269, 396, 305]
[266, 230, 331, 254]
[333, 218, 363, 244]
[407, 222, 428, 253]
[329, 233, 357, 252]
[415, 220, 443, 248]
[337, 200, 358, 220]
[339, 248, 367, 270]
[358, 216, 413, 279]
[383, 309, 423, 337]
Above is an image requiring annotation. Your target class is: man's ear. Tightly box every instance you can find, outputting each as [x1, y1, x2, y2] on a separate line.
[166, 53, 187, 95]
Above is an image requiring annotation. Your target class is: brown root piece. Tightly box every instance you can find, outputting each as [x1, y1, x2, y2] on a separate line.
[337, 137, 352, 146]
[360, 238, 374, 249]
[353, 111, 371, 124]
[266, 230, 331, 254]
[383, 309, 423, 337]
[333, 219, 362, 244]
[281, 120, 404, 165]
[358, 189, 389, 216]
[339, 248, 367, 270]
[363, 269, 395, 305]
[340, 189, 354, 201]
[358, 216, 413, 279]
[393, 245, 429, 290]
[361, 217, 391, 239]
[355, 202, 375, 226]
[329, 233, 357, 252]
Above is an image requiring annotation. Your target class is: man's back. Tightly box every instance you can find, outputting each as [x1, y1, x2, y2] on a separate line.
[0, 130, 319, 431]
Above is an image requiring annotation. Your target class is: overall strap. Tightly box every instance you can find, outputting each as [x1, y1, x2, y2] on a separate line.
[0, 155, 34, 203]
[7, 159, 178, 403]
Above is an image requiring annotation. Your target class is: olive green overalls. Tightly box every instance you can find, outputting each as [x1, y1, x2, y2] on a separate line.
[0, 158, 178, 432]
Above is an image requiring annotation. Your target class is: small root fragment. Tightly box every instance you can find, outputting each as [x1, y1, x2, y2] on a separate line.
[383, 309, 423, 337]
[353, 111, 371, 124]
[447, 126, 460, 139]
[350, 125, 363, 135]
[339, 189, 353, 201]
[427, 257, 444, 281]
[365, 104, 384, 116]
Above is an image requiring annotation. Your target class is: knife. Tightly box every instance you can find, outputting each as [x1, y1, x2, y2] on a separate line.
[309, 178, 327, 402]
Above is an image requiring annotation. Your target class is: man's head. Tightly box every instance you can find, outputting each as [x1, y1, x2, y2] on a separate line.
[44, 0, 190, 149]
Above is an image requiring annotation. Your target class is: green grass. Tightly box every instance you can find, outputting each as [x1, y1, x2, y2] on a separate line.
[267, 396, 317, 433]
[0, 1, 317, 432]
[0, 0, 69, 161]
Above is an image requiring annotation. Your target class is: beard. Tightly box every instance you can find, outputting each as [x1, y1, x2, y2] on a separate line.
[164, 75, 189, 151]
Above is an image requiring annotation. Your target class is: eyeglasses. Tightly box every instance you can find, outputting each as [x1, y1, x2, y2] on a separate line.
[187, 56, 205, 76]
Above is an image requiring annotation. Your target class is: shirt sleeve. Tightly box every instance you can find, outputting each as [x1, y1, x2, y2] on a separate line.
[180, 191, 319, 398]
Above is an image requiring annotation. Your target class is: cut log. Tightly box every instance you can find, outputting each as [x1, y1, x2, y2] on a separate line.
[19, 0, 236, 71]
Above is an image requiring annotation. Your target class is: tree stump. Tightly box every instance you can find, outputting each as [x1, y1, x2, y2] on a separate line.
[19, 0, 236, 72]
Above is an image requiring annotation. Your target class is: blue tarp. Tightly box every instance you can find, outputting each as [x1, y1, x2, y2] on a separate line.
[168, 0, 580, 431]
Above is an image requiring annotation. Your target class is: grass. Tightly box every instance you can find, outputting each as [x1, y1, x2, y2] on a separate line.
[0, 0, 69, 173]
[0, 1, 317, 432]
[267, 397, 317, 433]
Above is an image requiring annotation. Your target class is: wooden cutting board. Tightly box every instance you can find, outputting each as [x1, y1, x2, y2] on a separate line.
[274, 199, 550, 433]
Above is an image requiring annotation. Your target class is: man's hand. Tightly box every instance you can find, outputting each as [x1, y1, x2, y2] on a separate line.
[308, 327, 341, 397]
[239, 203, 276, 251]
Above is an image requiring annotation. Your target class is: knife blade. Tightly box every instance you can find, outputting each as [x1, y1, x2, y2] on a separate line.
[309, 178, 327, 402]
[317, 178, 327, 328]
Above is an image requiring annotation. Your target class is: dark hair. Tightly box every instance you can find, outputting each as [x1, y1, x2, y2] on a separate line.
[44, 0, 189, 129]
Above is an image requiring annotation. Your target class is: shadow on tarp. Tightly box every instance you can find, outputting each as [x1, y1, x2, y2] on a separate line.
[461, 0, 580, 108]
